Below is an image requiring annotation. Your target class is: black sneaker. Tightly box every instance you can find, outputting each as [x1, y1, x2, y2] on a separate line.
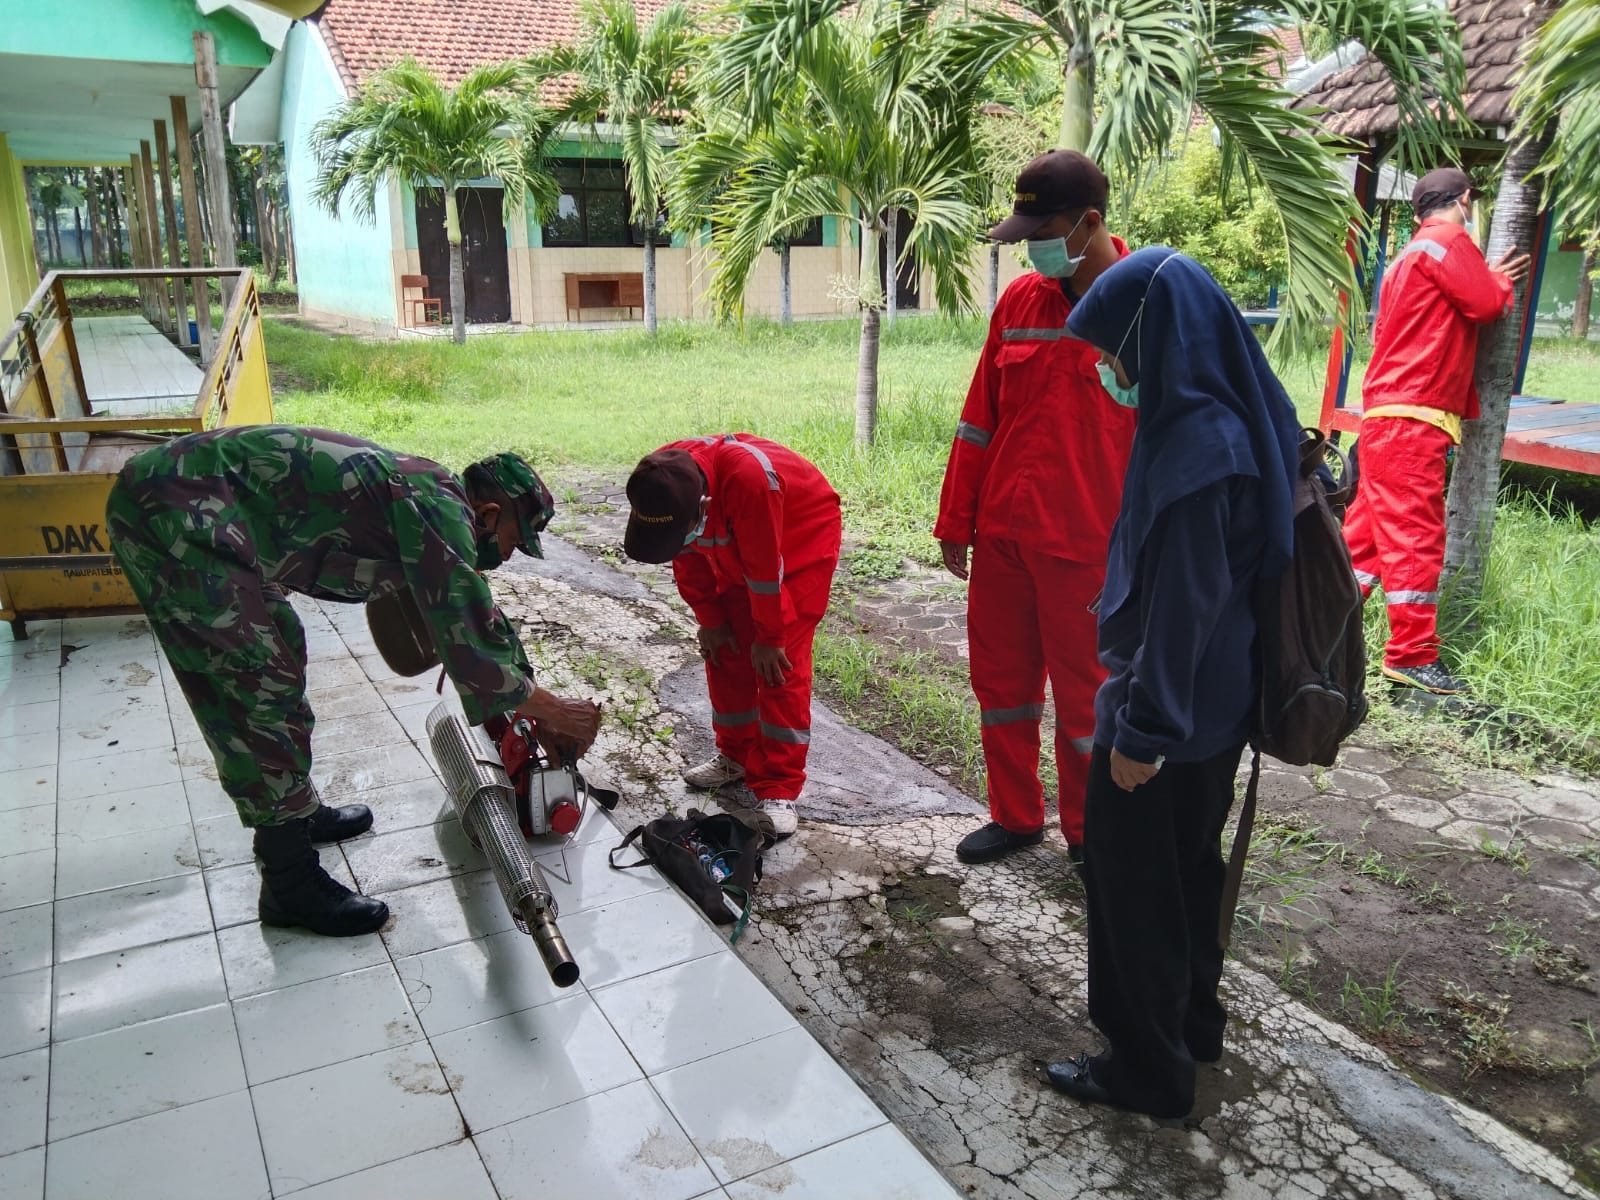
[1382, 661, 1468, 696]
[956, 821, 1044, 864]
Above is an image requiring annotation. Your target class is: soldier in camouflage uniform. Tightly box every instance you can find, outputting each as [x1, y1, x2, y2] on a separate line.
[106, 425, 602, 936]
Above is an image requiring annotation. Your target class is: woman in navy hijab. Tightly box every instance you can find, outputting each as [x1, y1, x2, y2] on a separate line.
[1048, 248, 1300, 1118]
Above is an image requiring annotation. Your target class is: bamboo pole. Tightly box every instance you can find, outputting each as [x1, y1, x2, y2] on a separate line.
[139, 139, 174, 334]
[171, 95, 215, 362]
[155, 119, 191, 347]
[194, 32, 237, 307]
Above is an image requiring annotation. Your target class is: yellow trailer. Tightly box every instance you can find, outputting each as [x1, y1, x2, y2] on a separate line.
[0, 268, 273, 639]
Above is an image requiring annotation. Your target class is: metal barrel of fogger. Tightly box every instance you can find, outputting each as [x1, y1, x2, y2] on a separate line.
[425, 704, 580, 987]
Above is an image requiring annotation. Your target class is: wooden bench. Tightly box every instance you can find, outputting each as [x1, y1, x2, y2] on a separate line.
[564, 272, 644, 322]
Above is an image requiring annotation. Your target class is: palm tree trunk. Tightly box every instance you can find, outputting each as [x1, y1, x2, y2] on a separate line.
[1442, 129, 1552, 599]
[779, 242, 792, 326]
[987, 242, 1000, 316]
[1573, 246, 1595, 341]
[444, 187, 467, 344]
[643, 228, 658, 335]
[856, 221, 882, 446]
[1059, 28, 1095, 151]
[885, 208, 898, 327]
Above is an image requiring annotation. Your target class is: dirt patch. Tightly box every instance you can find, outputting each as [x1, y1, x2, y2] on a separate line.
[1232, 804, 1600, 1182]
[823, 573, 1600, 1188]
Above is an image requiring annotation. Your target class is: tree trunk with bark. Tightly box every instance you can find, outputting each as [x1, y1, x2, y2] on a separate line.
[988, 241, 1000, 316]
[1059, 29, 1095, 151]
[444, 186, 467, 344]
[1442, 129, 1553, 599]
[643, 227, 658, 336]
[86, 170, 104, 267]
[885, 208, 898, 327]
[1574, 246, 1595, 341]
[856, 221, 883, 445]
[72, 174, 88, 266]
[779, 241, 792, 326]
[107, 169, 125, 268]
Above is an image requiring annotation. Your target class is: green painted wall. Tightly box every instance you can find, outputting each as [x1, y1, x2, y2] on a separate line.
[0, 0, 270, 66]
[279, 23, 397, 322]
[1535, 248, 1591, 322]
[0, 134, 39, 321]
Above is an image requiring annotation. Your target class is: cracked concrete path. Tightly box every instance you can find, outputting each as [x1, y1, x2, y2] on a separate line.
[491, 533, 1595, 1200]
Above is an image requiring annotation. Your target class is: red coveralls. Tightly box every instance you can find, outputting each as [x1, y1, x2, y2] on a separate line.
[1343, 218, 1514, 667]
[670, 435, 843, 800]
[934, 256, 1137, 843]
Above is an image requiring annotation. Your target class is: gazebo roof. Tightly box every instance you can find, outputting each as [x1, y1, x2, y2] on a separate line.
[1293, 0, 1554, 144]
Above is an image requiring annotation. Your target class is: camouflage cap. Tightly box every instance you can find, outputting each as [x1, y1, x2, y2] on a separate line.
[476, 452, 556, 558]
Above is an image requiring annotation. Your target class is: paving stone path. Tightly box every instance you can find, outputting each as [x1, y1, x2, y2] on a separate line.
[495, 482, 1600, 1198]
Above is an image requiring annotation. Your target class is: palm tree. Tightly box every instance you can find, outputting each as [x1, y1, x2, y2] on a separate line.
[1516, 0, 1600, 235]
[1440, 0, 1574, 595]
[958, 0, 1467, 354]
[675, 0, 987, 444]
[310, 58, 561, 344]
[533, 0, 697, 336]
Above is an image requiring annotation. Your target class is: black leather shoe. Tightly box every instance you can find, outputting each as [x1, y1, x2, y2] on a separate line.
[255, 820, 389, 937]
[1046, 1052, 1192, 1118]
[305, 802, 374, 844]
[1045, 1053, 1115, 1106]
[956, 821, 1045, 864]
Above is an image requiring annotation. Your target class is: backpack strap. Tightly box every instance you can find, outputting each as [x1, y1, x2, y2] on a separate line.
[608, 825, 653, 870]
[1217, 749, 1261, 951]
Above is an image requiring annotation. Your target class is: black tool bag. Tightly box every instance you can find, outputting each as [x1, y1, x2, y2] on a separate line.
[610, 809, 766, 940]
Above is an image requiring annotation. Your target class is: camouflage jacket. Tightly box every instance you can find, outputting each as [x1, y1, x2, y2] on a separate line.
[119, 425, 533, 724]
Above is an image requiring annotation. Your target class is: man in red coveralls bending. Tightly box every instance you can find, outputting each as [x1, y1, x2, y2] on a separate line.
[1343, 167, 1529, 695]
[624, 435, 842, 839]
[935, 150, 1137, 866]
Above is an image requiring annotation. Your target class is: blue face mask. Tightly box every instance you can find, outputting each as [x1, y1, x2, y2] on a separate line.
[1094, 251, 1179, 411]
[683, 505, 708, 546]
[1025, 212, 1090, 279]
[1096, 361, 1138, 408]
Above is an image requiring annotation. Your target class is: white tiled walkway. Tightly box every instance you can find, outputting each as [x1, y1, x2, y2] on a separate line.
[73, 314, 203, 414]
[0, 603, 956, 1200]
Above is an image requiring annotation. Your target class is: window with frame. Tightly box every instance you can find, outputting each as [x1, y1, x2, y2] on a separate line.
[786, 218, 824, 247]
[542, 159, 664, 247]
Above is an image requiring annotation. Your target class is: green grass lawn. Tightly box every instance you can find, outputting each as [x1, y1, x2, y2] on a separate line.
[266, 316, 1600, 748]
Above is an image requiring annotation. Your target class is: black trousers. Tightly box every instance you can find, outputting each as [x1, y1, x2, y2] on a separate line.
[1082, 741, 1245, 1117]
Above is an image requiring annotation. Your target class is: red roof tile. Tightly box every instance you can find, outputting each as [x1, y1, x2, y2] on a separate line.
[315, 0, 677, 96]
[1293, 0, 1556, 141]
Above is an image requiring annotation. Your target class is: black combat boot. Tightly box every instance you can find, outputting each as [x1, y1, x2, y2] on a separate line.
[255, 819, 389, 937]
[306, 802, 374, 844]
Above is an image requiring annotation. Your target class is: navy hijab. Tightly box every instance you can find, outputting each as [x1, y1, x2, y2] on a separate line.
[1066, 248, 1301, 619]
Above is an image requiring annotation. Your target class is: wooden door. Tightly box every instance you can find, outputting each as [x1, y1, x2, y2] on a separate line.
[415, 186, 512, 324]
[878, 209, 921, 310]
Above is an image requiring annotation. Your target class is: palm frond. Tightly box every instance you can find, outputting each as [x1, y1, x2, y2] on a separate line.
[309, 56, 561, 226]
[1515, 0, 1600, 234]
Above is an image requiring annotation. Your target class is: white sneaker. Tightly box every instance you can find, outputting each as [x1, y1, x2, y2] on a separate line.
[682, 753, 745, 789]
[754, 799, 798, 839]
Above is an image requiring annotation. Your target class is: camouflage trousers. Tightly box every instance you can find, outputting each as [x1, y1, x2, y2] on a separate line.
[105, 474, 320, 829]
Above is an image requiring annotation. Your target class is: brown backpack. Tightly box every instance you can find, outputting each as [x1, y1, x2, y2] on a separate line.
[1221, 428, 1367, 947]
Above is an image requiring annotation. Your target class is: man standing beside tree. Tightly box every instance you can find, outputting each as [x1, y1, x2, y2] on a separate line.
[935, 150, 1136, 866]
[1343, 167, 1530, 695]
